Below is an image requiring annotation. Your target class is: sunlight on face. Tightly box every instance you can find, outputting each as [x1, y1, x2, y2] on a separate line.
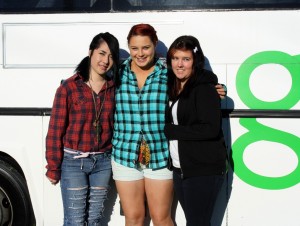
[171, 49, 194, 85]
[89, 41, 114, 77]
[128, 35, 156, 70]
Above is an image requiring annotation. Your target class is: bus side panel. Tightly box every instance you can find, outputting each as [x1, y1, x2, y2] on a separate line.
[42, 117, 64, 225]
[1, 10, 300, 226]
[226, 118, 300, 226]
[0, 116, 44, 225]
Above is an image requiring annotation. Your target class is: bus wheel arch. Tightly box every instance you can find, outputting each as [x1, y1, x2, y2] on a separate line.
[0, 156, 35, 226]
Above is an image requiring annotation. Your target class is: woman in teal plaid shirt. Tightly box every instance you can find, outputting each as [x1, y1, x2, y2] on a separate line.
[111, 24, 226, 226]
[112, 23, 174, 226]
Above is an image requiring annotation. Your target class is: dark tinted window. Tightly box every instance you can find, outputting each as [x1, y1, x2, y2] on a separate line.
[0, 0, 111, 13]
[1, 0, 300, 13]
[115, 0, 300, 10]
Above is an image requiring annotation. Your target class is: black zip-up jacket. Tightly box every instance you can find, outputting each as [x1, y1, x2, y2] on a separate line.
[164, 69, 227, 178]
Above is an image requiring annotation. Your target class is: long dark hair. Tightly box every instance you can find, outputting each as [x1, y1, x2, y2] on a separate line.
[166, 35, 205, 101]
[75, 32, 120, 82]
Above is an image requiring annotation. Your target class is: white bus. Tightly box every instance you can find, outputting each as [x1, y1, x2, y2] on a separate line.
[1, 1, 300, 225]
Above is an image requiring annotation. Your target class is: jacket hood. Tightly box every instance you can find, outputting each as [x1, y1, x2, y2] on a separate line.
[194, 69, 218, 85]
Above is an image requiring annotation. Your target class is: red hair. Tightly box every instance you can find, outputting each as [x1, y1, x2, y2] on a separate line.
[127, 23, 158, 44]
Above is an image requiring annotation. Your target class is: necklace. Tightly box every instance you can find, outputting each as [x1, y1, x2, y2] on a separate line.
[88, 79, 107, 142]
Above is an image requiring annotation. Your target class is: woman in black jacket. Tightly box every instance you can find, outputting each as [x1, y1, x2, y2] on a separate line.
[164, 35, 227, 226]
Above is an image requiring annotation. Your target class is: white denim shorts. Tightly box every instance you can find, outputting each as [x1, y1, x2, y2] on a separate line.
[111, 160, 172, 181]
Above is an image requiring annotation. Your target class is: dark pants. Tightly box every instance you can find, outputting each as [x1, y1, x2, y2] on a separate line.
[173, 170, 224, 226]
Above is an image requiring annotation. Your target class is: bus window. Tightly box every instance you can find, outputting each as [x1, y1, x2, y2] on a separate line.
[36, 0, 111, 12]
[0, 0, 112, 13]
[114, 0, 300, 10]
[1, 0, 300, 13]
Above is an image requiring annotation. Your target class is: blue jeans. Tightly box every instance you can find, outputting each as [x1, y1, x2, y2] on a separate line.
[173, 170, 224, 226]
[60, 151, 112, 226]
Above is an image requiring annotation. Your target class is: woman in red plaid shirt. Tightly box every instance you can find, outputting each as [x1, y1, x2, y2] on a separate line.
[45, 32, 119, 226]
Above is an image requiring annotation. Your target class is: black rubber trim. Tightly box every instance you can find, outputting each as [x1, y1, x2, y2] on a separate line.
[223, 109, 300, 118]
[0, 108, 52, 116]
[0, 108, 300, 118]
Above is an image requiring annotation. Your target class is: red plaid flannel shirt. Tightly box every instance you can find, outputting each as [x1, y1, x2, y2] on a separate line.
[45, 73, 115, 180]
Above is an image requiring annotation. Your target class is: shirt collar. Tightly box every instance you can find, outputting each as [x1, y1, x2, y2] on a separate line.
[73, 72, 115, 89]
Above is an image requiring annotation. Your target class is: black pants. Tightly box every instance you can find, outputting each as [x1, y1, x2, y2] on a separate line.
[173, 171, 224, 226]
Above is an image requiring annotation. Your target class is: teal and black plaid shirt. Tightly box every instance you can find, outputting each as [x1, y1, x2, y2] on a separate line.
[112, 58, 169, 169]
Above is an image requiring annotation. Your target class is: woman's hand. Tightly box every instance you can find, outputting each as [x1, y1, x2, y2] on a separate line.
[215, 83, 227, 99]
[47, 176, 59, 185]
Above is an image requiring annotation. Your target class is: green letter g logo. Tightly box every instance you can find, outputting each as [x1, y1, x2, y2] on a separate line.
[236, 51, 300, 109]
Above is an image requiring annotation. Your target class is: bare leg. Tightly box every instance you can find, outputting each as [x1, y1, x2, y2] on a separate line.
[115, 179, 146, 226]
[145, 178, 174, 226]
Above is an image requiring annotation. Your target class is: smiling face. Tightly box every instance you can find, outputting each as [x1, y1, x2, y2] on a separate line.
[89, 40, 114, 77]
[171, 49, 194, 87]
[128, 35, 156, 70]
